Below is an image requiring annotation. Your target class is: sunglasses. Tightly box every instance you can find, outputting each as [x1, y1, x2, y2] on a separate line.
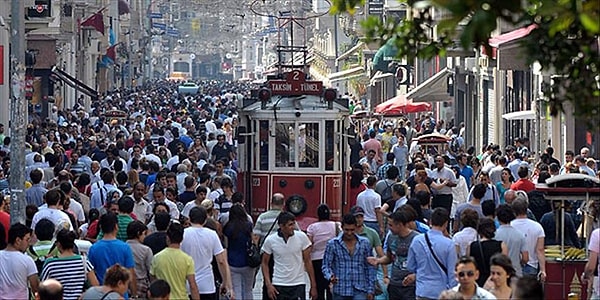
[458, 271, 475, 278]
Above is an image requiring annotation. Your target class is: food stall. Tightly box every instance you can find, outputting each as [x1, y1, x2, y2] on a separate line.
[536, 174, 600, 299]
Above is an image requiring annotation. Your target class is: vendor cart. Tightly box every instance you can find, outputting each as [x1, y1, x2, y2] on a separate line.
[536, 174, 600, 300]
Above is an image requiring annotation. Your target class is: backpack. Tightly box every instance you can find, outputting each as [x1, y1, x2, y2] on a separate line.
[29, 243, 57, 275]
[379, 180, 393, 204]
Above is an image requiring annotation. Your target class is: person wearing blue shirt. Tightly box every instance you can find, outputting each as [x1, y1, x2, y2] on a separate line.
[457, 154, 474, 188]
[88, 212, 137, 297]
[407, 207, 457, 299]
[322, 214, 376, 300]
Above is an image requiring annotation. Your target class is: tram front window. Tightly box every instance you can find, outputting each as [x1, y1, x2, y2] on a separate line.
[299, 123, 319, 168]
[275, 123, 296, 167]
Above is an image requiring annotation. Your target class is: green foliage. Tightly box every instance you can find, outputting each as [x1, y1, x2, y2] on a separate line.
[332, 0, 600, 128]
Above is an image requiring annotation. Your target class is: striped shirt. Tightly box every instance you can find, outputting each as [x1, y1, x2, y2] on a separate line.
[98, 214, 134, 241]
[253, 209, 281, 245]
[40, 255, 94, 300]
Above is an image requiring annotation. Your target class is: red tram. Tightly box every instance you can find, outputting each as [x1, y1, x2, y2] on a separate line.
[237, 59, 350, 228]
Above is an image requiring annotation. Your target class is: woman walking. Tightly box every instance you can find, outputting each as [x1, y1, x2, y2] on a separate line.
[223, 204, 255, 300]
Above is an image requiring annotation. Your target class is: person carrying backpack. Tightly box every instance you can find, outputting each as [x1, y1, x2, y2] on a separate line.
[27, 219, 57, 275]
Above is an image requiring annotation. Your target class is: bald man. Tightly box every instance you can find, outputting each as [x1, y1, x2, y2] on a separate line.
[36, 279, 63, 300]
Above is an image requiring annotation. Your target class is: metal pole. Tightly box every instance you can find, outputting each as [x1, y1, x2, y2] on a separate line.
[9, 0, 26, 225]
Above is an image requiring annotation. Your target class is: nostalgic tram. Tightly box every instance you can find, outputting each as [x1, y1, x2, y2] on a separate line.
[237, 54, 350, 228]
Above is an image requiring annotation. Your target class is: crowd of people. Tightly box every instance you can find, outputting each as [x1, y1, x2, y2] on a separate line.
[0, 78, 598, 300]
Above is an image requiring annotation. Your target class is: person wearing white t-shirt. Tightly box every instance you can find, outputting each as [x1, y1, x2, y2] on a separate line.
[31, 189, 74, 235]
[584, 228, 600, 299]
[181, 207, 233, 299]
[0, 223, 39, 300]
[262, 212, 318, 300]
[510, 197, 546, 282]
[356, 175, 382, 235]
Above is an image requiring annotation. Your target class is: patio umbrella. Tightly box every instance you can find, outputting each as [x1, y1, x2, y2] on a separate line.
[375, 94, 432, 115]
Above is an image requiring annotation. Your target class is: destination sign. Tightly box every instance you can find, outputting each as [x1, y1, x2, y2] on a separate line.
[268, 80, 323, 95]
[267, 70, 324, 95]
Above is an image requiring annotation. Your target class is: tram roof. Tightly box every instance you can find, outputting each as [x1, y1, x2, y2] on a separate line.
[242, 94, 350, 116]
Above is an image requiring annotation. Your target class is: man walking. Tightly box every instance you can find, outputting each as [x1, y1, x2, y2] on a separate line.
[322, 214, 376, 300]
[356, 176, 383, 235]
[262, 212, 317, 300]
[181, 207, 233, 300]
[151, 222, 200, 300]
[430, 155, 457, 213]
[407, 208, 457, 299]
[254, 193, 285, 300]
[368, 206, 420, 300]
[0, 224, 39, 300]
[87, 212, 137, 295]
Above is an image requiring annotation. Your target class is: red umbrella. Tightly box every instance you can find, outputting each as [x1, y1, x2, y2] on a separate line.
[375, 95, 432, 115]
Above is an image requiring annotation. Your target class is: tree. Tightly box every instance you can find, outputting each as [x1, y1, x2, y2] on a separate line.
[332, 0, 600, 128]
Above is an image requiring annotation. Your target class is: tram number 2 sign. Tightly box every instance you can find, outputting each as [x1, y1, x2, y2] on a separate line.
[268, 70, 323, 96]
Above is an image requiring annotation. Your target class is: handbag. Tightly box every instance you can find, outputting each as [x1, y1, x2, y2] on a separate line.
[247, 215, 279, 268]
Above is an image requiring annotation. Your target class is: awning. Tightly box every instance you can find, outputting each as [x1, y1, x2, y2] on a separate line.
[336, 42, 365, 63]
[51, 66, 99, 100]
[405, 67, 453, 102]
[328, 66, 365, 83]
[375, 94, 432, 115]
[502, 110, 535, 120]
[487, 24, 537, 70]
[372, 38, 398, 73]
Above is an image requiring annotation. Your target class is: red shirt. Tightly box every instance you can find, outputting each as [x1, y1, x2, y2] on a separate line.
[511, 179, 535, 193]
[0, 211, 10, 243]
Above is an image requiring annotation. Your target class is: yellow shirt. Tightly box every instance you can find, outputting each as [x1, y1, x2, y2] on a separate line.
[150, 247, 195, 299]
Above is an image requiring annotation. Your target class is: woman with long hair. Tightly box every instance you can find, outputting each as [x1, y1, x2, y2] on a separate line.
[486, 253, 515, 299]
[82, 264, 131, 300]
[223, 204, 254, 300]
[467, 217, 508, 287]
[40, 229, 99, 300]
[495, 168, 514, 205]
[348, 166, 367, 209]
[306, 204, 339, 300]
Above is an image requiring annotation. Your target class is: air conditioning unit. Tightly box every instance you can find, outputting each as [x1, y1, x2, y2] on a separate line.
[478, 56, 488, 68]
[89, 40, 102, 55]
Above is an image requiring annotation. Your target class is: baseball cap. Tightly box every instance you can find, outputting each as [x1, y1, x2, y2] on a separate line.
[350, 206, 365, 216]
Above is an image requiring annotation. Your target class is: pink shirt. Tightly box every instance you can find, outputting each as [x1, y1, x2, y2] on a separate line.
[589, 228, 600, 296]
[306, 221, 338, 260]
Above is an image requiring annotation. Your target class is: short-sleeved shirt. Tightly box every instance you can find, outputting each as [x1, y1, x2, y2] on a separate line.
[98, 214, 134, 241]
[589, 228, 600, 296]
[358, 226, 382, 249]
[151, 247, 195, 300]
[495, 224, 527, 277]
[41, 255, 94, 300]
[0, 250, 38, 300]
[453, 203, 484, 230]
[385, 230, 420, 286]
[87, 239, 135, 285]
[452, 227, 478, 257]
[263, 230, 311, 286]
[511, 218, 545, 269]
[181, 226, 224, 293]
[306, 221, 338, 260]
[253, 209, 280, 245]
[31, 207, 74, 232]
[430, 167, 457, 195]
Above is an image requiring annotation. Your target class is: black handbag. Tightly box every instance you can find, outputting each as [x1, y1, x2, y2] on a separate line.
[247, 241, 261, 268]
[247, 215, 279, 268]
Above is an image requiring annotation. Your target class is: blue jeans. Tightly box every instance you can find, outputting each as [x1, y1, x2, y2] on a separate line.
[364, 221, 380, 236]
[332, 292, 368, 300]
[522, 264, 539, 277]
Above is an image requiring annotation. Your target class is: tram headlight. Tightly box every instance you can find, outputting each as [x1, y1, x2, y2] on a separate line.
[286, 195, 307, 216]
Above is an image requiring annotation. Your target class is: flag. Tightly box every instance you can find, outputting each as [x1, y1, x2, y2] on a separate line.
[118, 0, 130, 15]
[81, 12, 105, 35]
[102, 44, 118, 66]
[109, 27, 116, 46]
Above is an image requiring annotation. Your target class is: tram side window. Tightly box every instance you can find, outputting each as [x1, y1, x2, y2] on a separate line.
[299, 123, 319, 168]
[259, 120, 269, 170]
[275, 123, 296, 167]
[325, 121, 334, 171]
